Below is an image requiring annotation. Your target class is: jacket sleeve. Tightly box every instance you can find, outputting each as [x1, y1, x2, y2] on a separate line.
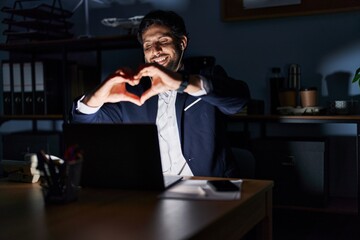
[69, 96, 124, 124]
[199, 65, 251, 115]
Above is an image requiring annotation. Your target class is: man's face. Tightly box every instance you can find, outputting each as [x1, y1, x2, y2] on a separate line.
[141, 24, 186, 71]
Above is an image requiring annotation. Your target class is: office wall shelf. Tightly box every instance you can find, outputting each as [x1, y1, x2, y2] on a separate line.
[1, 0, 73, 43]
[0, 34, 140, 53]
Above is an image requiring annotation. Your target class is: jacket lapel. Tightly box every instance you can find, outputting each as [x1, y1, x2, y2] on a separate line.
[175, 93, 188, 143]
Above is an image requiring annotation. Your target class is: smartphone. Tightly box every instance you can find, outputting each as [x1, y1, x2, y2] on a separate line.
[207, 180, 239, 192]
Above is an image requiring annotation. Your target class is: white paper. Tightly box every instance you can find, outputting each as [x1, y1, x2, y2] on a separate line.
[159, 180, 242, 200]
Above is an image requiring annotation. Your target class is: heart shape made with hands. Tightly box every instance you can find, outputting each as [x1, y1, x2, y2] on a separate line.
[106, 64, 181, 106]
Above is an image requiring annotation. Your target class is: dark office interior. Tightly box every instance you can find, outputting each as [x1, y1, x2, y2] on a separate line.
[1, 0, 360, 239]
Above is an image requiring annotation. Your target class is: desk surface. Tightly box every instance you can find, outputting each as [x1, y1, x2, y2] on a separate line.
[0, 178, 273, 240]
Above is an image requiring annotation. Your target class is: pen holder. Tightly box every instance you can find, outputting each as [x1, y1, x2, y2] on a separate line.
[38, 155, 83, 204]
[43, 160, 82, 204]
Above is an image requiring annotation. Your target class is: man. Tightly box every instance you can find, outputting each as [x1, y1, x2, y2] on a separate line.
[70, 10, 250, 177]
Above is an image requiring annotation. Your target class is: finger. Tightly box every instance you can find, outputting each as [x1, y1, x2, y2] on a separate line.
[140, 88, 158, 104]
[122, 93, 142, 106]
[136, 63, 151, 72]
[106, 76, 140, 90]
[110, 76, 134, 84]
[128, 77, 142, 86]
[115, 67, 134, 78]
[134, 65, 157, 79]
[133, 69, 149, 80]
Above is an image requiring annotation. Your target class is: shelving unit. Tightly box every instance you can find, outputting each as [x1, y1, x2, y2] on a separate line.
[0, 34, 140, 120]
[1, 0, 73, 43]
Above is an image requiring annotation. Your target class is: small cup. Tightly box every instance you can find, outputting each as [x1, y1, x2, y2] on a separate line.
[278, 89, 296, 107]
[300, 87, 317, 107]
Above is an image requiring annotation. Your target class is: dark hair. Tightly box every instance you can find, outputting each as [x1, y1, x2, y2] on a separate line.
[137, 10, 188, 45]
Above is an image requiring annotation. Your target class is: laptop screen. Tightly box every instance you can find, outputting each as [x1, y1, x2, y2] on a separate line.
[62, 123, 169, 191]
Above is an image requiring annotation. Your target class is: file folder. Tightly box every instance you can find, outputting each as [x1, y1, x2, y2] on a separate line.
[44, 61, 63, 115]
[34, 61, 63, 115]
[34, 61, 46, 114]
[13, 62, 23, 115]
[23, 62, 34, 114]
[2, 61, 13, 115]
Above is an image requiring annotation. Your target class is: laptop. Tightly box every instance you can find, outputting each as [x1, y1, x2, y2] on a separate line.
[62, 123, 182, 191]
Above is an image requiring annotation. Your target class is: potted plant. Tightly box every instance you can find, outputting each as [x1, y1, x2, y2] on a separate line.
[352, 67, 360, 86]
[350, 68, 360, 114]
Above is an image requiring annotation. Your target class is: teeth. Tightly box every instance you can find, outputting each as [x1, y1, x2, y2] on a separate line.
[154, 57, 166, 62]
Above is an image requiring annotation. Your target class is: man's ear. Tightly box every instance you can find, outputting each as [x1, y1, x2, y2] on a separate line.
[180, 36, 188, 50]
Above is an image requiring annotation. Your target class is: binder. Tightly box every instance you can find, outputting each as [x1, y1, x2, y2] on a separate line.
[2, 61, 13, 115]
[23, 62, 34, 115]
[44, 61, 63, 115]
[34, 61, 46, 115]
[13, 62, 23, 115]
[34, 61, 63, 115]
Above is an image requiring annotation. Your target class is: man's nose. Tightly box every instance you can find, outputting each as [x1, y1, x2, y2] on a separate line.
[151, 42, 162, 53]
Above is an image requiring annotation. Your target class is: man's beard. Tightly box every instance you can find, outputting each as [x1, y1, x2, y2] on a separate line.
[165, 55, 180, 71]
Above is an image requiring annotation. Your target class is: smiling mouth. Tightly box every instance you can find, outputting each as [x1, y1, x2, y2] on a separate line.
[152, 56, 168, 65]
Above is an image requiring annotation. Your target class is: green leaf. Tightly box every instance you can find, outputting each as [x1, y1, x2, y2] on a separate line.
[352, 67, 360, 83]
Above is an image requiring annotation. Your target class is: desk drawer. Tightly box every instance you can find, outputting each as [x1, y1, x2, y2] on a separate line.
[252, 137, 328, 207]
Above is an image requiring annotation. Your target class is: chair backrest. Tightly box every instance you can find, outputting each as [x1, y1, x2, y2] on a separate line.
[231, 148, 256, 178]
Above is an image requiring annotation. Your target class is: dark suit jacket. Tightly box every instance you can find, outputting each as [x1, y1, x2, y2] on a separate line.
[70, 65, 250, 177]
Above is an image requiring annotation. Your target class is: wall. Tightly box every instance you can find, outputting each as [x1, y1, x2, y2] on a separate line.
[2, 0, 360, 117]
[82, 0, 360, 111]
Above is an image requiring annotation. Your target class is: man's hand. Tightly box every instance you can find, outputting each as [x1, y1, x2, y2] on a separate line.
[134, 63, 183, 104]
[83, 67, 142, 107]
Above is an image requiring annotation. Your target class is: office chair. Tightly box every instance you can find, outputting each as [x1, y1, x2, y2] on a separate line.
[231, 147, 256, 179]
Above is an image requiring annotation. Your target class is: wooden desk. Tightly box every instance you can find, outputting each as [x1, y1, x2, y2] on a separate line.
[0, 179, 273, 240]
